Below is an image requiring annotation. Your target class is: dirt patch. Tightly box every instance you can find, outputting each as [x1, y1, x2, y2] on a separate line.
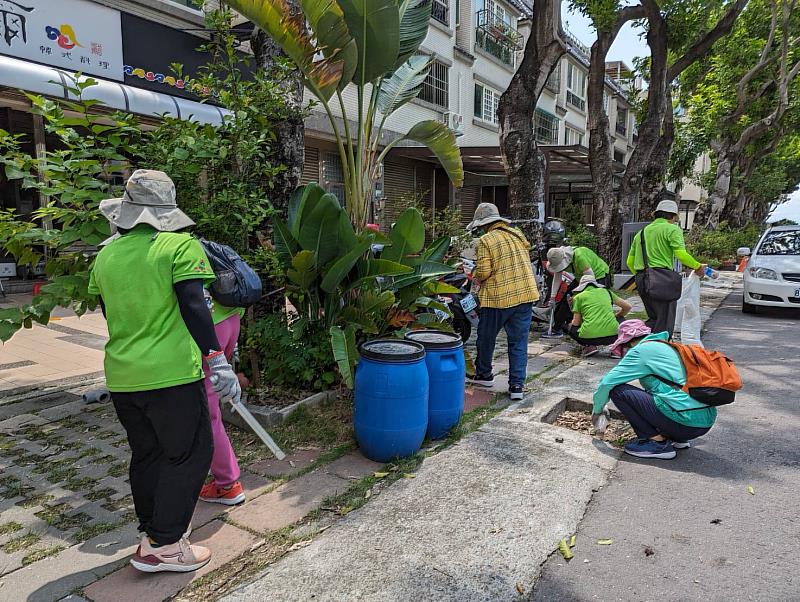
[553, 410, 636, 448]
[245, 385, 317, 409]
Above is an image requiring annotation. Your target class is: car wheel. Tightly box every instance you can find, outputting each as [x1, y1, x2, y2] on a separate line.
[742, 298, 758, 314]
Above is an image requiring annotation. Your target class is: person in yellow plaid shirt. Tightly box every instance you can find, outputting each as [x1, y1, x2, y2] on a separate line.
[467, 203, 539, 400]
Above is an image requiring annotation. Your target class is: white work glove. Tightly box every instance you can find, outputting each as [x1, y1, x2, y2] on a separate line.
[591, 409, 611, 435]
[206, 352, 242, 405]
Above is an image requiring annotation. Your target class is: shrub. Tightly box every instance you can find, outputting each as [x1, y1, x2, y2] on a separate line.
[686, 222, 762, 267]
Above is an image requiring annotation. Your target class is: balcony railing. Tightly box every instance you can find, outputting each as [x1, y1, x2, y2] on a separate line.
[432, 0, 449, 26]
[566, 90, 585, 111]
[475, 9, 522, 67]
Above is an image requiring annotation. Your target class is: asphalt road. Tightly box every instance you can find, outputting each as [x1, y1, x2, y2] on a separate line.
[533, 292, 800, 602]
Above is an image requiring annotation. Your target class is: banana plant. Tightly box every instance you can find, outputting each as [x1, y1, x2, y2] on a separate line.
[226, 0, 464, 228]
[274, 183, 455, 386]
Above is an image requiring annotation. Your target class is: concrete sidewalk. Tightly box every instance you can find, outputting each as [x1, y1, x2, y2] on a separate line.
[0, 295, 106, 393]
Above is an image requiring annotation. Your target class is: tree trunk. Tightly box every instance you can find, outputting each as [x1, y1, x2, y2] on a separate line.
[251, 22, 305, 217]
[638, 93, 675, 218]
[698, 142, 732, 228]
[250, 11, 305, 319]
[498, 0, 565, 244]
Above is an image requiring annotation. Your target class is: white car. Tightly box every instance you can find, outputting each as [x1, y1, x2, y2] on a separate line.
[739, 225, 800, 313]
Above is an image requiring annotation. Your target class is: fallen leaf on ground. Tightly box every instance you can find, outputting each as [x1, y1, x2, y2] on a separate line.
[569, 535, 577, 548]
[597, 539, 613, 545]
[373, 472, 388, 478]
[747, 486, 755, 495]
[516, 583, 525, 594]
[95, 541, 118, 549]
[288, 540, 312, 551]
[364, 488, 372, 499]
[558, 539, 574, 560]
[710, 518, 722, 525]
[643, 546, 655, 557]
[403, 473, 416, 479]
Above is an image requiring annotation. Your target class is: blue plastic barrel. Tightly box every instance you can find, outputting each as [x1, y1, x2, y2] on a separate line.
[405, 330, 465, 439]
[354, 339, 429, 462]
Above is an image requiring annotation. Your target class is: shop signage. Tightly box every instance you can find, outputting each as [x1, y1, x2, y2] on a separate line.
[0, 0, 124, 80]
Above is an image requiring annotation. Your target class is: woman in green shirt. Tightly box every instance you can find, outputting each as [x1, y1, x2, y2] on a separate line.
[592, 319, 717, 460]
[568, 275, 631, 356]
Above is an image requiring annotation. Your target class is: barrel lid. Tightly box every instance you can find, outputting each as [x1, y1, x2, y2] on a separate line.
[359, 339, 425, 362]
[405, 329, 463, 350]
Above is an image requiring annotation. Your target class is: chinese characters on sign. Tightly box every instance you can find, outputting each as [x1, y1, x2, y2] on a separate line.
[0, 0, 123, 80]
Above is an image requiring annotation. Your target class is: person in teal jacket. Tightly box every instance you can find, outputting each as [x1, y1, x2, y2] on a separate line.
[592, 319, 717, 459]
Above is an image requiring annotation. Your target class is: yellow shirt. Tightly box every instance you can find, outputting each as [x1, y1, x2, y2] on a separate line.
[474, 223, 539, 309]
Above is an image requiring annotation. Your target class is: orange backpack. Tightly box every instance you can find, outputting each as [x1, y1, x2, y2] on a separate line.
[655, 341, 742, 406]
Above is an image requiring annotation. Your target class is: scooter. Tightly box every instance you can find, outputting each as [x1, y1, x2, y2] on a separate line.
[432, 258, 479, 342]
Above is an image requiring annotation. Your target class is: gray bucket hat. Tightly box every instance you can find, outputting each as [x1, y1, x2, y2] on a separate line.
[466, 202, 511, 231]
[99, 169, 194, 234]
[573, 274, 601, 293]
[546, 246, 574, 273]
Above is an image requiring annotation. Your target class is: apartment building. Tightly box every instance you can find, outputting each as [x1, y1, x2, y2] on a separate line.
[0, 0, 639, 230]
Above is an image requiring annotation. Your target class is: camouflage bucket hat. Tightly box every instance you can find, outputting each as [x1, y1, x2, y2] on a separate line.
[99, 169, 195, 234]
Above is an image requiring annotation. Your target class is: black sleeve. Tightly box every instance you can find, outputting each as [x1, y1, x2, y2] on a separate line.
[98, 296, 106, 318]
[174, 279, 221, 357]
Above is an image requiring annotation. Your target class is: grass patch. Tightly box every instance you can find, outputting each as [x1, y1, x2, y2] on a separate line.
[46, 466, 78, 484]
[102, 495, 133, 513]
[92, 454, 117, 465]
[73, 521, 121, 542]
[228, 395, 354, 467]
[0, 521, 23, 536]
[106, 463, 127, 478]
[78, 447, 102, 458]
[54, 512, 92, 532]
[86, 487, 117, 502]
[22, 544, 66, 565]
[17, 493, 55, 509]
[65, 476, 99, 492]
[2, 532, 40, 554]
[35, 503, 73, 526]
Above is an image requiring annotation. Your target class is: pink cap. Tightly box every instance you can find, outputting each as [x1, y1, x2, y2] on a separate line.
[609, 319, 652, 355]
[365, 223, 380, 232]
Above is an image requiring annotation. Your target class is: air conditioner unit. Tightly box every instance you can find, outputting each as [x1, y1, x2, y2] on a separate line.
[443, 112, 464, 135]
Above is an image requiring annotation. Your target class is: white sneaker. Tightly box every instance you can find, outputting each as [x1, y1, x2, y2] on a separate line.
[672, 440, 693, 449]
[130, 537, 211, 573]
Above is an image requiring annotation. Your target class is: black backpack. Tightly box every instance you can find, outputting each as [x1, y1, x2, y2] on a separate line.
[199, 239, 262, 308]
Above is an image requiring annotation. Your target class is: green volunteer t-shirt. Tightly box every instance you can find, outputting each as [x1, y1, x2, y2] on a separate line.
[88, 225, 216, 392]
[572, 285, 620, 339]
[627, 218, 701, 272]
[570, 247, 609, 279]
[209, 297, 244, 325]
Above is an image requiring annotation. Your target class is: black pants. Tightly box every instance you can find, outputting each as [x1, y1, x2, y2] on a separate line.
[610, 384, 710, 441]
[567, 325, 618, 347]
[635, 273, 677, 336]
[112, 380, 213, 545]
[553, 274, 612, 332]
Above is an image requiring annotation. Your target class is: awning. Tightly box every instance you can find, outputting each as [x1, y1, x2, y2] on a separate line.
[0, 55, 227, 126]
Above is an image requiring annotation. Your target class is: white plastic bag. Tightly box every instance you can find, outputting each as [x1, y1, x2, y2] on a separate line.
[678, 272, 702, 346]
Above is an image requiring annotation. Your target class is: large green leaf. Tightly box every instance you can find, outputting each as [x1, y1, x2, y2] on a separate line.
[423, 235, 452, 263]
[273, 218, 299, 268]
[396, 0, 432, 67]
[226, 0, 343, 100]
[390, 260, 455, 290]
[330, 324, 358, 388]
[348, 258, 414, 290]
[338, 0, 400, 83]
[297, 193, 344, 267]
[300, 0, 358, 89]
[402, 121, 464, 188]
[381, 207, 425, 262]
[377, 56, 430, 116]
[359, 289, 396, 313]
[287, 250, 317, 290]
[320, 237, 373, 293]
[288, 183, 326, 237]
[339, 305, 378, 333]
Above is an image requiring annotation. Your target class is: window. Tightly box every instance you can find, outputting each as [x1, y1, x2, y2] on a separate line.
[564, 125, 583, 146]
[432, 0, 449, 25]
[168, 0, 202, 10]
[419, 60, 449, 108]
[616, 108, 628, 136]
[322, 152, 346, 204]
[474, 83, 500, 124]
[757, 230, 800, 256]
[534, 109, 559, 144]
[613, 149, 626, 163]
[566, 62, 586, 111]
